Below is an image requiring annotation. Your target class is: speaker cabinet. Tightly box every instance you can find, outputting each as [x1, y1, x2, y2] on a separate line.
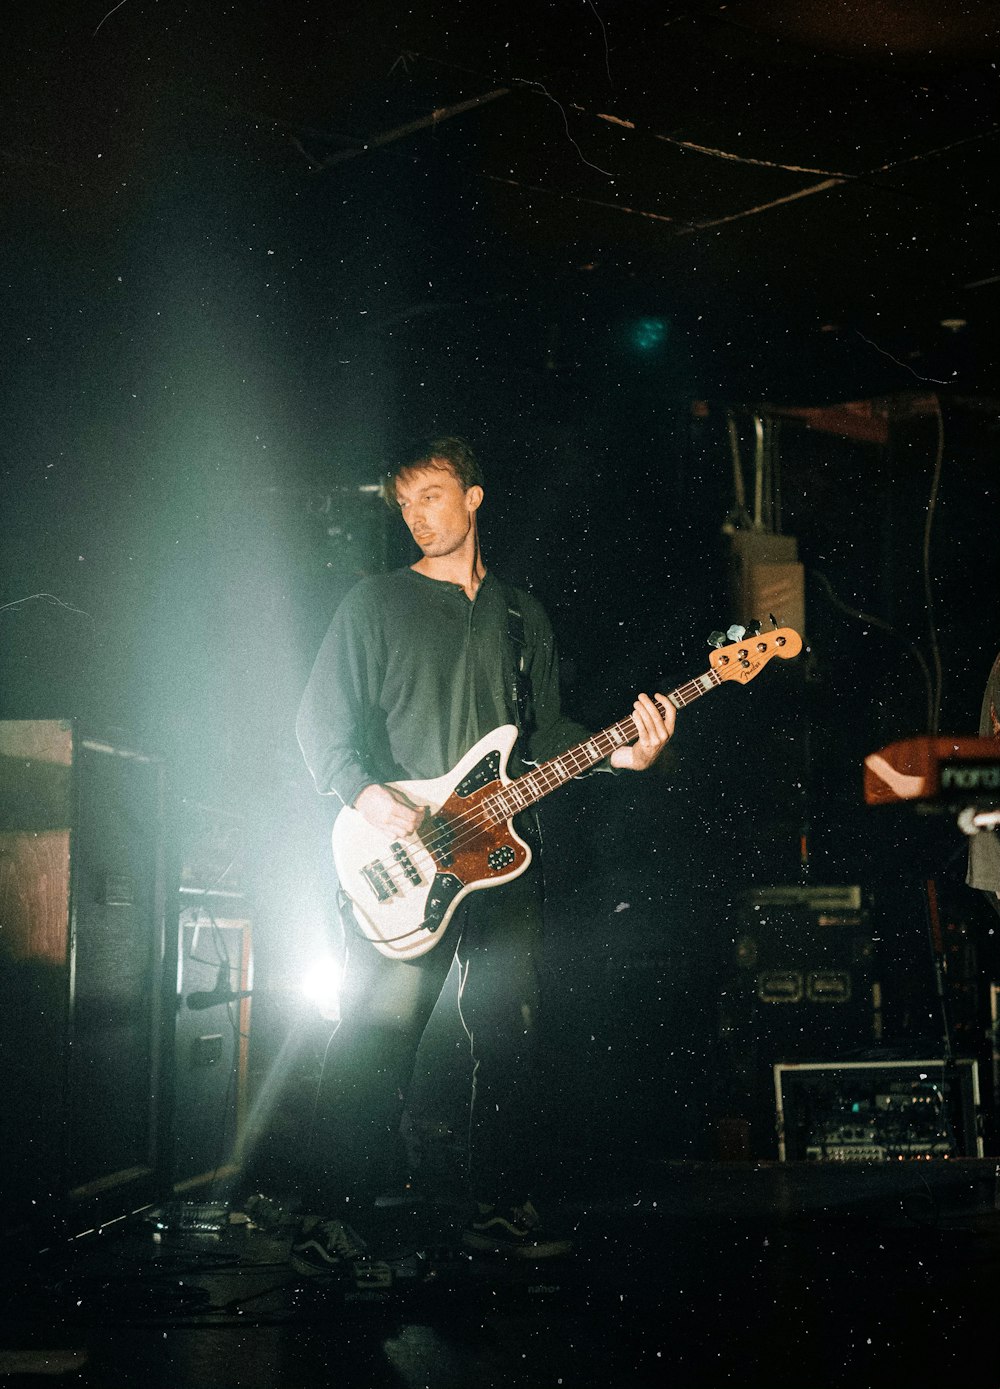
[0, 721, 170, 1232]
[172, 907, 253, 1191]
[716, 885, 881, 1157]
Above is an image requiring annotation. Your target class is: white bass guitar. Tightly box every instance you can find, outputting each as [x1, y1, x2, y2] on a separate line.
[332, 626, 802, 960]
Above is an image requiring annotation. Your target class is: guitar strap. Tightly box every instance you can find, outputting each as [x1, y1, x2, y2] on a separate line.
[501, 584, 545, 874]
[502, 583, 533, 756]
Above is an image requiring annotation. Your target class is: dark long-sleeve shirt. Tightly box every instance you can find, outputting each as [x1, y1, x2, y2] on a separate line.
[296, 568, 594, 806]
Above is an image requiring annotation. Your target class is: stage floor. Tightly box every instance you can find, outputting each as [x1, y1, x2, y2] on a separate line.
[3, 1160, 999, 1388]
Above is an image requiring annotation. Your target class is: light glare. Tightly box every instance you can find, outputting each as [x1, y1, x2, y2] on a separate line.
[301, 954, 343, 1020]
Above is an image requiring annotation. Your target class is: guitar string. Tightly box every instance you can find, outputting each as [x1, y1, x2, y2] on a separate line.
[386, 702, 655, 870]
[355, 639, 793, 943]
[367, 669, 726, 889]
[370, 743, 618, 892]
[408, 670, 723, 861]
[378, 672, 729, 882]
[388, 635, 792, 874]
[366, 716, 639, 896]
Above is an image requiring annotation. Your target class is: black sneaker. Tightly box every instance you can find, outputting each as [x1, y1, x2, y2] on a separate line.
[243, 1192, 291, 1231]
[289, 1216, 368, 1277]
[461, 1200, 573, 1259]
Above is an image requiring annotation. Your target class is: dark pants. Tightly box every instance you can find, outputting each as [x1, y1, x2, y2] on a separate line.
[308, 861, 545, 1210]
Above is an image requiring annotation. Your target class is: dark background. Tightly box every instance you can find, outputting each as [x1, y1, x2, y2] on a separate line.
[3, 0, 1000, 1165]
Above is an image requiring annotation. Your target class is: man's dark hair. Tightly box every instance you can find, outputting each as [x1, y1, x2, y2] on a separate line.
[383, 435, 483, 509]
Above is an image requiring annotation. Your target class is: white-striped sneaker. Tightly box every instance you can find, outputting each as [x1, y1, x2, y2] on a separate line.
[461, 1200, 573, 1259]
[289, 1216, 368, 1276]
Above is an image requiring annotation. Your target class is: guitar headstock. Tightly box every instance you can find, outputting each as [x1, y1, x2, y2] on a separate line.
[708, 627, 803, 684]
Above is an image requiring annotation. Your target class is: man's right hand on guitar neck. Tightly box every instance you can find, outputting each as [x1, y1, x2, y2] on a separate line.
[354, 783, 424, 838]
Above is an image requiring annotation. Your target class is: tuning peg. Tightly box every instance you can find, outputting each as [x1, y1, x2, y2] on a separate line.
[745, 619, 762, 637]
[726, 623, 746, 642]
[708, 630, 728, 649]
[769, 613, 780, 629]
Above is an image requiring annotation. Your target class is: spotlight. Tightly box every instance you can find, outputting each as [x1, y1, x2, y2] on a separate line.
[301, 954, 343, 1021]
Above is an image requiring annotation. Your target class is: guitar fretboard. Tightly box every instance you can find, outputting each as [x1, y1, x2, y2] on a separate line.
[483, 667, 722, 822]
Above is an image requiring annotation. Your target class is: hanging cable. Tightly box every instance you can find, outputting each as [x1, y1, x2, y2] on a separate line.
[922, 397, 946, 734]
[811, 570, 934, 733]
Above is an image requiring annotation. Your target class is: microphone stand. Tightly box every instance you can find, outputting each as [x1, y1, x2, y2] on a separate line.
[923, 877, 960, 1155]
[185, 962, 254, 1010]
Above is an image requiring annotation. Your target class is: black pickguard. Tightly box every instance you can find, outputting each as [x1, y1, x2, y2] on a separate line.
[455, 750, 503, 798]
[423, 873, 463, 933]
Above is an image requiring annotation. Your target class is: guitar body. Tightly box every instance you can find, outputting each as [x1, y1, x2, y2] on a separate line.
[331, 725, 532, 961]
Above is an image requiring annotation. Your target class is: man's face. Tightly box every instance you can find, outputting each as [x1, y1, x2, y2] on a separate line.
[395, 462, 482, 559]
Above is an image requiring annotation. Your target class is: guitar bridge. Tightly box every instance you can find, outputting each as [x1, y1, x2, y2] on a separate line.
[361, 860, 397, 903]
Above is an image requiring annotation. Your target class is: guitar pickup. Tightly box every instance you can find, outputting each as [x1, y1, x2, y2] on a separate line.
[391, 841, 422, 886]
[361, 860, 398, 903]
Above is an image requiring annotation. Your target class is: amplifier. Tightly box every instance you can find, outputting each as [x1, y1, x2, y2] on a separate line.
[0, 720, 169, 1232]
[774, 1058, 983, 1162]
[741, 884, 864, 915]
[724, 884, 880, 1060]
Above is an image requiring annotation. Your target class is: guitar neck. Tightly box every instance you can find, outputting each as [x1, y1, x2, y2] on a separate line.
[491, 666, 723, 818]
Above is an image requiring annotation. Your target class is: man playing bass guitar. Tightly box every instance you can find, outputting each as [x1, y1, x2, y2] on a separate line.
[294, 435, 674, 1269]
